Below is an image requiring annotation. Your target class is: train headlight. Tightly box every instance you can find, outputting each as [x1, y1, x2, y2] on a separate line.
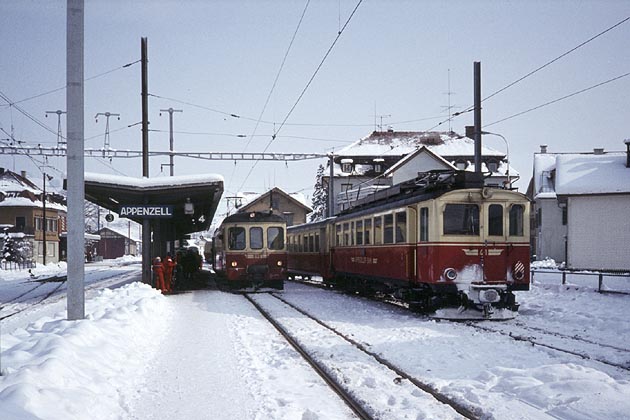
[443, 268, 458, 281]
[512, 261, 525, 280]
[231, 261, 238, 267]
[276, 260, 283, 267]
[479, 289, 501, 303]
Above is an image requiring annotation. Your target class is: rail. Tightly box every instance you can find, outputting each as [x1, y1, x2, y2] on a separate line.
[531, 268, 630, 295]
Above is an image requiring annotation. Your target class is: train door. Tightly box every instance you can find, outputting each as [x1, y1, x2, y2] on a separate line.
[407, 206, 417, 281]
[483, 202, 508, 282]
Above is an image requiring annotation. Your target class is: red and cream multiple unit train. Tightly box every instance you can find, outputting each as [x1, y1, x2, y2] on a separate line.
[212, 212, 287, 290]
[287, 171, 531, 318]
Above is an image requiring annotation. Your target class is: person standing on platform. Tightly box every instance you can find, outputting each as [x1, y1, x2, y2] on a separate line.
[152, 256, 165, 293]
[163, 253, 175, 293]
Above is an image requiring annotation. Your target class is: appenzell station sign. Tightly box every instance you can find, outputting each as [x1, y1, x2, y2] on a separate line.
[119, 205, 174, 218]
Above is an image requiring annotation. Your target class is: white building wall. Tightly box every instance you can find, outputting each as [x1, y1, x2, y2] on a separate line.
[535, 198, 567, 263]
[567, 195, 630, 271]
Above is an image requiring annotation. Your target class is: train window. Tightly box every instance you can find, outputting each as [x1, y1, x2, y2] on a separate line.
[364, 219, 371, 245]
[420, 207, 429, 241]
[315, 234, 320, 252]
[488, 204, 503, 236]
[443, 204, 480, 235]
[374, 217, 382, 244]
[395, 211, 406, 243]
[336, 224, 341, 246]
[308, 235, 314, 252]
[384, 214, 394, 244]
[509, 204, 525, 236]
[228, 227, 246, 250]
[267, 227, 284, 250]
[250, 227, 263, 249]
[356, 220, 363, 245]
[343, 223, 350, 247]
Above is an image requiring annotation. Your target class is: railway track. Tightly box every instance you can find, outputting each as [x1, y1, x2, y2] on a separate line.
[466, 322, 630, 372]
[244, 292, 481, 420]
[0, 269, 140, 321]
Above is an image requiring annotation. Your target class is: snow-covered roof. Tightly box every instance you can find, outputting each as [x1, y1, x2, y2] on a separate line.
[337, 131, 505, 158]
[84, 172, 224, 188]
[556, 152, 630, 195]
[237, 187, 312, 212]
[0, 169, 67, 211]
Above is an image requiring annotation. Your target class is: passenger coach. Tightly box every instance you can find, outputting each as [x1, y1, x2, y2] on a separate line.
[288, 171, 530, 318]
[213, 212, 287, 290]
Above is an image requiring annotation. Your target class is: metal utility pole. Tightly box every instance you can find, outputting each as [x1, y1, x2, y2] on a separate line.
[328, 153, 335, 218]
[41, 173, 53, 265]
[66, 0, 85, 320]
[141, 37, 151, 285]
[159, 108, 182, 176]
[95, 112, 120, 151]
[45, 110, 67, 148]
[473, 61, 482, 173]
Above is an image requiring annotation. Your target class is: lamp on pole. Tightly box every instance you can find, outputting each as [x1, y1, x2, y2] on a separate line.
[481, 131, 510, 189]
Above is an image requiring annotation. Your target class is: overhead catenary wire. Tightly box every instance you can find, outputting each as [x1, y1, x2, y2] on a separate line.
[237, 0, 364, 194]
[425, 15, 630, 132]
[485, 71, 630, 127]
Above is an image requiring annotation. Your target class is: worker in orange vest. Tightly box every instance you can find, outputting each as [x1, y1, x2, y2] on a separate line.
[163, 254, 175, 293]
[152, 256, 165, 292]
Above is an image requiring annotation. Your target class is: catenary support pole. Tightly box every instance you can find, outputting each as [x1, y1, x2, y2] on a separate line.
[160, 107, 183, 176]
[66, 0, 85, 320]
[474, 61, 482, 174]
[141, 37, 151, 285]
[328, 153, 334, 218]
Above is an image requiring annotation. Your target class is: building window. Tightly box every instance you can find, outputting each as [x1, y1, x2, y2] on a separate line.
[488, 161, 498, 173]
[15, 216, 26, 231]
[488, 204, 503, 236]
[443, 204, 480, 235]
[341, 183, 353, 193]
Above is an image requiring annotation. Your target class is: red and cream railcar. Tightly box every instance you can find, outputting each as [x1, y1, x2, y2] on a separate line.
[287, 218, 334, 281]
[212, 212, 287, 290]
[288, 171, 531, 317]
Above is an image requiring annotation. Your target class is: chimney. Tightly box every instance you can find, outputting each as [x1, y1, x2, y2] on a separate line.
[21, 170, 27, 178]
[593, 147, 604, 155]
[540, 145, 548, 153]
[625, 139, 630, 168]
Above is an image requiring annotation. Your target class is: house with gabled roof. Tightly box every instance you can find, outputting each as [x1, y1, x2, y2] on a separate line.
[527, 142, 630, 271]
[327, 130, 515, 214]
[235, 187, 312, 227]
[0, 168, 67, 265]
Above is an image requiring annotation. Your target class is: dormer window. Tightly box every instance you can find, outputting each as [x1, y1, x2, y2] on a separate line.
[488, 161, 498, 173]
[373, 158, 384, 173]
[341, 158, 353, 173]
[456, 161, 466, 170]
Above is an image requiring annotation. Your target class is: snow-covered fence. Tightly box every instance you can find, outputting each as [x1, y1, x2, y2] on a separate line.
[531, 269, 630, 295]
[1, 260, 36, 271]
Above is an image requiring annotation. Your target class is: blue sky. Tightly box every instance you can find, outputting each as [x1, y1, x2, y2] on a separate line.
[1, 0, 629, 215]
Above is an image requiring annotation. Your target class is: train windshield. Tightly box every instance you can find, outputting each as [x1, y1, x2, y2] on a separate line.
[443, 204, 480, 235]
[228, 227, 246, 250]
[267, 227, 285, 250]
[250, 227, 263, 249]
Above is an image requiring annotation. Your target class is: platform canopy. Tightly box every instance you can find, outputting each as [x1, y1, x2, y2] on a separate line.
[81, 172, 224, 237]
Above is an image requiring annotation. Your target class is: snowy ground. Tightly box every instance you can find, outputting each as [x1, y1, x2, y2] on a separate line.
[1, 260, 629, 419]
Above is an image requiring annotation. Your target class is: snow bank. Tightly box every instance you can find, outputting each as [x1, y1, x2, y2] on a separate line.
[0, 283, 170, 420]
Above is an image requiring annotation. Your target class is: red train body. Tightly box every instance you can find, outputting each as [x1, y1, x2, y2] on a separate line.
[288, 171, 530, 317]
[212, 212, 287, 290]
